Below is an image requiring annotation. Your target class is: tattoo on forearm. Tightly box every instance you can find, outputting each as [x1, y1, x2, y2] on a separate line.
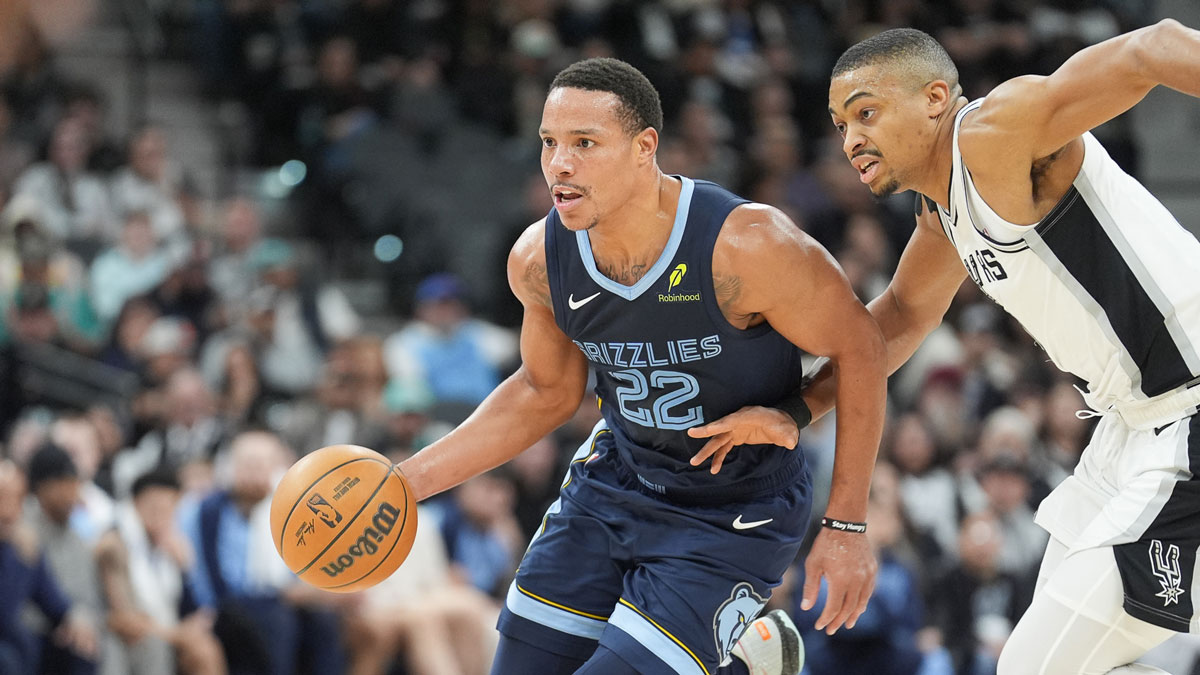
[597, 261, 649, 286]
[524, 261, 552, 306]
[713, 273, 743, 315]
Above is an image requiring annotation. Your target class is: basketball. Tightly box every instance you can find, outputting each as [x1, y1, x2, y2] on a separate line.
[269, 444, 418, 593]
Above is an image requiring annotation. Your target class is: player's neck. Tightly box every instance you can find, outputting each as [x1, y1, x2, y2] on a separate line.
[587, 171, 681, 266]
[916, 96, 970, 209]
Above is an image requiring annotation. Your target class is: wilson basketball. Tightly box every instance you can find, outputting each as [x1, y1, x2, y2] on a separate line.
[270, 444, 418, 592]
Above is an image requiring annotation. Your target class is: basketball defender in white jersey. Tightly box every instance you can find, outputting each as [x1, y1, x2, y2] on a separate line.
[687, 20, 1200, 675]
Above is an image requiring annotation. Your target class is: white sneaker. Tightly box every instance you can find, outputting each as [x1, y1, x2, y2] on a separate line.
[729, 609, 804, 675]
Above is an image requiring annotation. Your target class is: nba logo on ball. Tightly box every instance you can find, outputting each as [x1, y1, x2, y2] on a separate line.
[306, 493, 342, 528]
[270, 445, 418, 592]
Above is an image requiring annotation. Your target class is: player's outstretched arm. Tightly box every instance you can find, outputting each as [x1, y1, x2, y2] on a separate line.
[801, 198, 966, 418]
[690, 198, 964, 441]
[971, 19, 1200, 163]
[398, 220, 588, 502]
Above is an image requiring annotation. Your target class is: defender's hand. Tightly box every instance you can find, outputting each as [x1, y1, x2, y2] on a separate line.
[686, 406, 799, 474]
[801, 527, 877, 635]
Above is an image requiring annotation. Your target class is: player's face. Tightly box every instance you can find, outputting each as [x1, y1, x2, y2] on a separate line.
[540, 87, 643, 231]
[828, 66, 934, 197]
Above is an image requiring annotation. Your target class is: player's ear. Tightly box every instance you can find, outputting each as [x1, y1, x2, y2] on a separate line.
[925, 80, 953, 118]
[635, 127, 658, 165]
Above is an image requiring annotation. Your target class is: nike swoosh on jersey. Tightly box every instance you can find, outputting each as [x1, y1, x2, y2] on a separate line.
[732, 515, 773, 530]
[568, 292, 602, 310]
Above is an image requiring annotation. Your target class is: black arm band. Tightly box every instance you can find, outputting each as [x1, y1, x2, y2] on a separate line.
[775, 389, 813, 431]
[821, 517, 867, 534]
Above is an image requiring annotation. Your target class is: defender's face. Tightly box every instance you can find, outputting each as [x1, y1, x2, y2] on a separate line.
[828, 66, 931, 197]
[540, 87, 642, 231]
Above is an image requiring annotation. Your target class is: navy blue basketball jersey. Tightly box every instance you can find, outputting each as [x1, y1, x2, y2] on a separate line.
[544, 176, 806, 503]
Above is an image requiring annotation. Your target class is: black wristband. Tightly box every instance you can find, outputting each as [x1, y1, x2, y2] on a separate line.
[776, 390, 813, 431]
[821, 517, 867, 534]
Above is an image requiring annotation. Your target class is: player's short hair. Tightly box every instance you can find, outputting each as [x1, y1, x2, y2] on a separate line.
[550, 58, 664, 136]
[833, 28, 961, 97]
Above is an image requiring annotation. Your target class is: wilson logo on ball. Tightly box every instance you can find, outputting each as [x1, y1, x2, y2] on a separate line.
[320, 501, 401, 578]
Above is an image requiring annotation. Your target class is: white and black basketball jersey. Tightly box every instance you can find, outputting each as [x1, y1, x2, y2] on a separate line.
[936, 98, 1200, 420]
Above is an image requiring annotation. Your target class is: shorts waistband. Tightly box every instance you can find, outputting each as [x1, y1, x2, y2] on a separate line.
[1114, 381, 1200, 430]
[620, 451, 806, 506]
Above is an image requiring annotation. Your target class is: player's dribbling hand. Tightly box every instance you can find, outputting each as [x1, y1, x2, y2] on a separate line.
[686, 406, 799, 474]
[801, 527, 877, 635]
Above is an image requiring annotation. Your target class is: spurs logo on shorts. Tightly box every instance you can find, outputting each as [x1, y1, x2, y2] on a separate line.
[1150, 540, 1185, 606]
[713, 583, 765, 658]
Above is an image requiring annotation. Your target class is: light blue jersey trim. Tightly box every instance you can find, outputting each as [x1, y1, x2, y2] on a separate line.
[575, 176, 695, 301]
[504, 581, 607, 640]
[609, 602, 709, 675]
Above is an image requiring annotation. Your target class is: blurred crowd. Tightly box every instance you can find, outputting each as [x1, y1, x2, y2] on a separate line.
[0, 1, 1184, 675]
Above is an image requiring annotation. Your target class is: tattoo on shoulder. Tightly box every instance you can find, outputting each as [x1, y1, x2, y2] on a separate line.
[713, 273, 743, 315]
[523, 261, 552, 306]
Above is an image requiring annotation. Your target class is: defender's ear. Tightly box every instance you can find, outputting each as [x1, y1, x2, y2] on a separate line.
[925, 80, 953, 118]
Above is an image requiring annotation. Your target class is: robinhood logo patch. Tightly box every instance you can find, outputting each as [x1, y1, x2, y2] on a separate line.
[660, 262, 700, 303]
[668, 263, 687, 291]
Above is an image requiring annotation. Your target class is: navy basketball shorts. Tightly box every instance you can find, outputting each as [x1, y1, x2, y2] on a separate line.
[497, 422, 812, 674]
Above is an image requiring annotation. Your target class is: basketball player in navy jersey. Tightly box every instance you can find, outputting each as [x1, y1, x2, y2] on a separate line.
[691, 21, 1200, 675]
[395, 58, 888, 674]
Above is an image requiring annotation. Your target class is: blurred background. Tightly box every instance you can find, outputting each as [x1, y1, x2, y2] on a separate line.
[1, 1, 1199, 675]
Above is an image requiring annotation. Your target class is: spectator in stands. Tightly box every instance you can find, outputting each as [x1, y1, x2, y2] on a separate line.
[957, 303, 1018, 424]
[150, 244, 219, 345]
[98, 296, 161, 375]
[384, 273, 516, 413]
[889, 412, 959, 565]
[360, 377, 450, 461]
[280, 340, 377, 455]
[137, 316, 198, 386]
[95, 469, 225, 675]
[675, 98, 741, 189]
[297, 36, 379, 174]
[1040, 379, 1093, 476]
[110, 125, 188, 245]
[12, 115, 115, 247]
[1, 224, 101, 349]
[0, 194, 87, 297]
[434, 468, 523, 598]
[181, 430, 346, 675]
[930, 511, 1033, 675]
[50, 412, 115, 541]
[112, 368, 225, 499]
[86, 402, 128, 498]
[917, 365, 971, 453]
[23, 443, 102, 675]
[207, 198, 263, 320]
[0, 92, 36, 190]
[3, 265, 64, 348]
[248, 239, 361, 396]
[0, 460, 97, 674]
[971, 452, 1048, 580]
[89, 211, 175, 327]
[61, 85, 121, 175]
